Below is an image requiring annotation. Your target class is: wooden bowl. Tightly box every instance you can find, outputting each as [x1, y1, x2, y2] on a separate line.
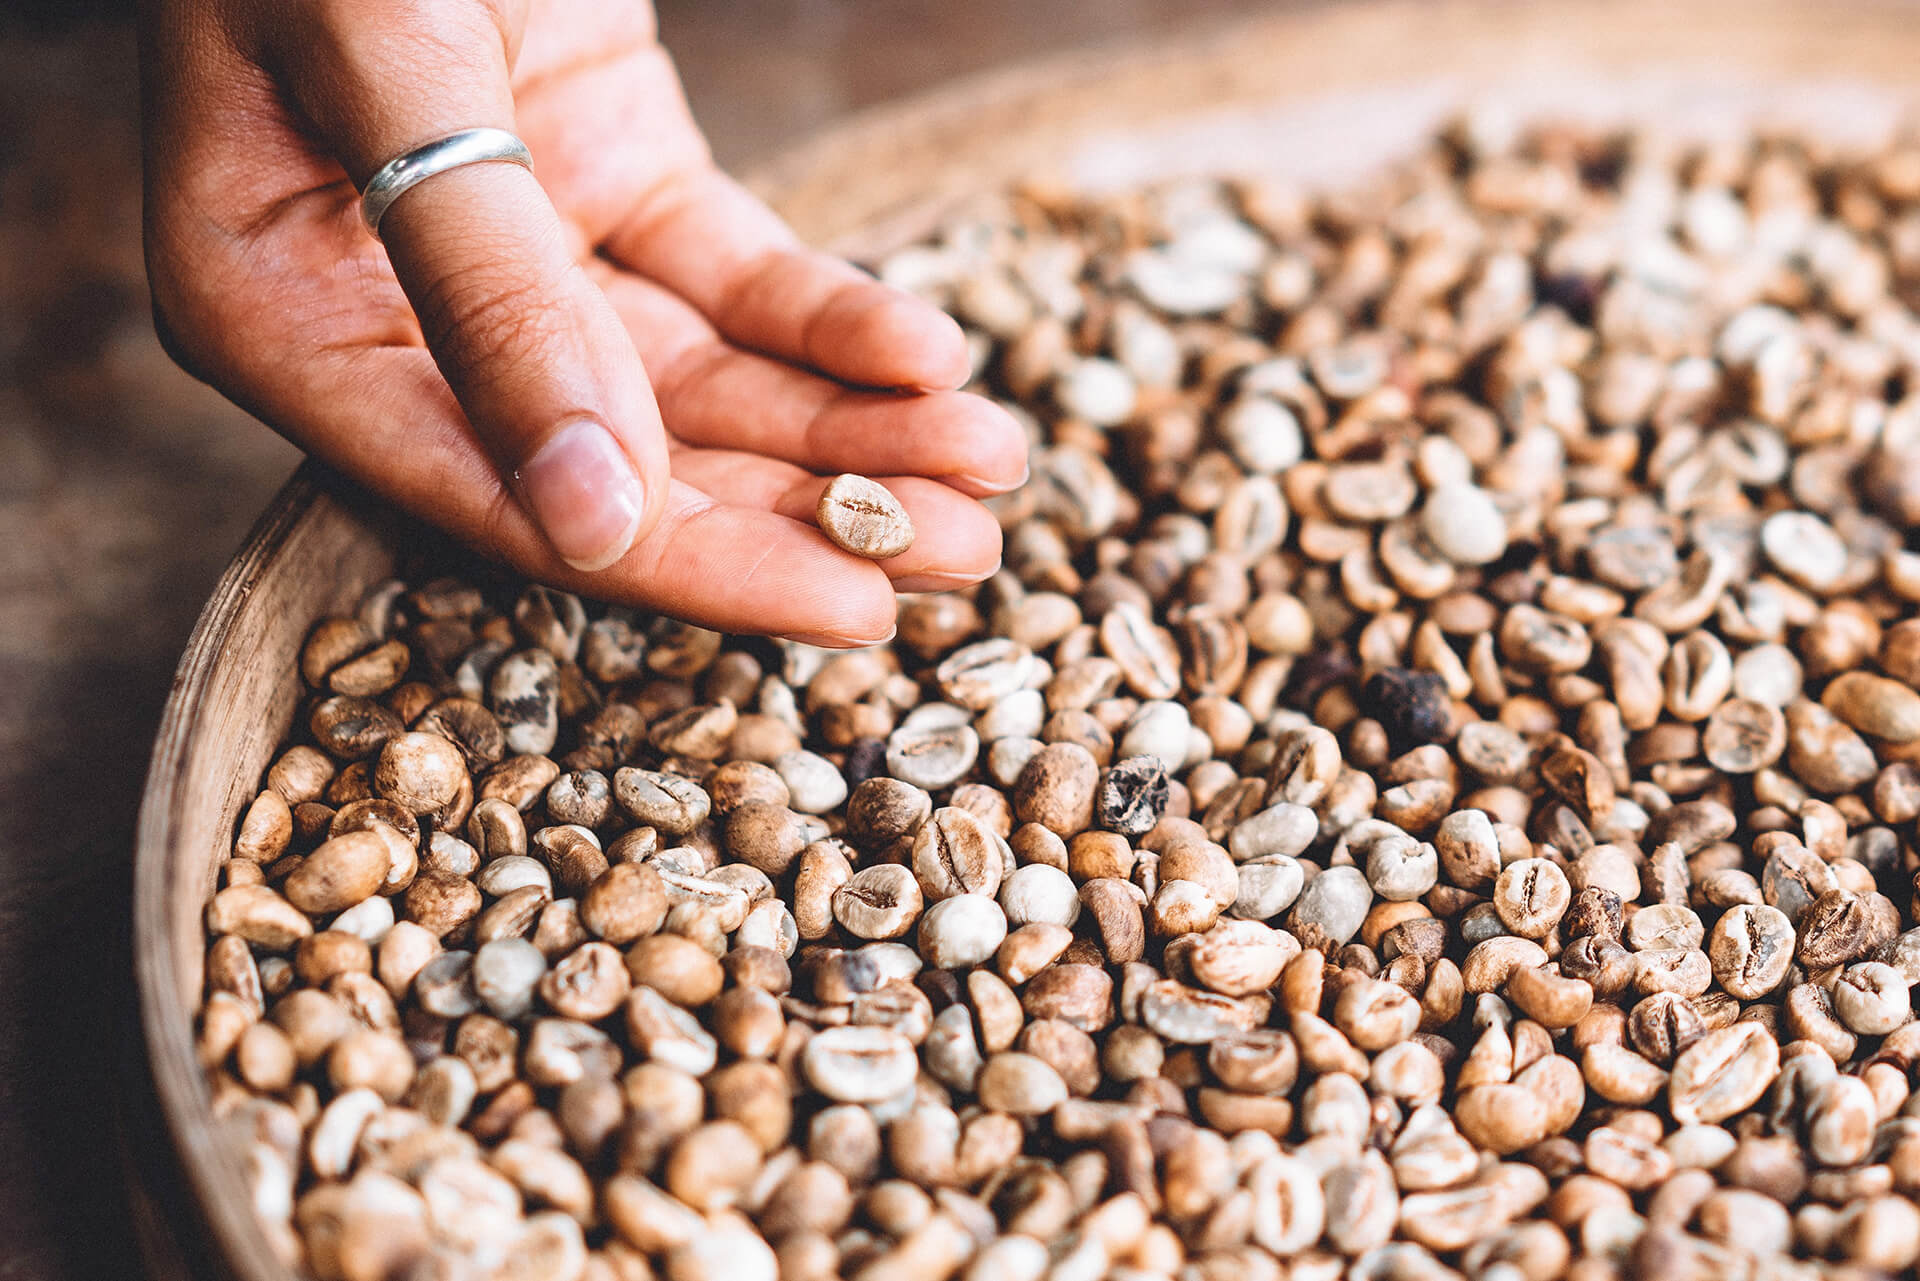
[130, 0, 1920, 1274]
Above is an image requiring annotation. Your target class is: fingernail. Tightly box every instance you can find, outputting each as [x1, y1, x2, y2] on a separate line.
[950, 464, 1029, 495]
[518, 419, 645, 572]
[776, 626, 897, 649]
[890, 570, 995, 592]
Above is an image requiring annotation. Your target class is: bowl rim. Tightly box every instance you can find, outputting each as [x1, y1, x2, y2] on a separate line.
[134, 467, 337, 1281]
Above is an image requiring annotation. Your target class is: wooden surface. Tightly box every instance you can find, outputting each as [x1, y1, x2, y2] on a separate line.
[125, 1, 1920, 1277]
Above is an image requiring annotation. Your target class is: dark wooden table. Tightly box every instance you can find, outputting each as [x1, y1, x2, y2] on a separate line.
[0, 3, 1275, 1276]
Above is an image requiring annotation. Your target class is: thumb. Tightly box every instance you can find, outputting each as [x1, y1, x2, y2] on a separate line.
[264, 1, 669, 571]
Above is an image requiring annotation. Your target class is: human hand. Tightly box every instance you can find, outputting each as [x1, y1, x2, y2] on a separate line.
[139, 0, 1027, 646]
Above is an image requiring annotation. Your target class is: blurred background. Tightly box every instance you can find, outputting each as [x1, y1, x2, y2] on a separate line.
[0, 1, 1280, 1276]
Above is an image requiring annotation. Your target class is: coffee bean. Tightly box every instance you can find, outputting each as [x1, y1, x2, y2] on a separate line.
[1361, 668, 1452, 752]
[614, 768, 712, 835]
[1012, 742, 1099, 837]
[1493, 858, 1571, 939]
[1798, 891, 1873, 969]
[885, 723, 980, 791]
[1097, 757, 1168, 837]
[1668, 1024, 1780, 1126]
[1286, 865, 1373, 948]
[910, 806, 1005, 901]
[802, 1026, 918, 1103]
[1702, 698, 1787, 774]
[1707, 904, 1794, 1000]
[832, 864, 923, 941]
[1100, 604, 1182, 700]
[816, 474, 916, 559]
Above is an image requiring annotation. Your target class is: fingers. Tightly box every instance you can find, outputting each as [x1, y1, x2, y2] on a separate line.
[604, 166, 972, 390]
[255, 1, 670, 572]
[596, 270, 1030, 495]
[250, 343, 904, 642]
[624, 484, 900, 644]
[658, 353, 1030, 497]
[666, 451, 1005, 591]
[386, 172, 667, 570]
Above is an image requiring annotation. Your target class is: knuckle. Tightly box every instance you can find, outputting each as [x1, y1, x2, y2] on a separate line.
[149, 294, 215, 385]
[714, 247, 789, 326]
[146, 243, 230, 385]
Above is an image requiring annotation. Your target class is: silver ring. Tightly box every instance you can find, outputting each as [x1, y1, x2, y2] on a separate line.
[360, 127, 534, 238]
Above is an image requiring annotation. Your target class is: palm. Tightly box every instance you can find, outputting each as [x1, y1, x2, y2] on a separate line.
[143, 0, 1024, 642]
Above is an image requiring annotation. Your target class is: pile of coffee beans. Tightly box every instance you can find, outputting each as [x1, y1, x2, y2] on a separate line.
[198, 118, 1920, 1281]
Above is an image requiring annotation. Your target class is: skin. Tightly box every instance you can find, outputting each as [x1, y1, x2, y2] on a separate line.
[139, 0, 1028, 646]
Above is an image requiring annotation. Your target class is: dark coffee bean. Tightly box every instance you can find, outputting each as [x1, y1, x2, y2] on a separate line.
[1565, 886, 1623, 940]
[916, 967, 964, 1012]
[1360, 668, 1450, 751]
[1797, 890, 1872, 969]
[843, 736, 889, 787]
[1098, 757, 1169, 837]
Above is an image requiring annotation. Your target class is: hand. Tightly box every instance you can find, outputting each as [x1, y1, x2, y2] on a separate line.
[139, 0, 1026, 646]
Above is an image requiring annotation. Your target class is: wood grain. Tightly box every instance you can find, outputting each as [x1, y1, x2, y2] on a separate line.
[129, 1, 1920, 1275]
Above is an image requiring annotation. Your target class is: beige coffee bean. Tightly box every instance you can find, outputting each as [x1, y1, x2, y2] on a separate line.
[538, 942, 631, 1022]
[373, 732, 468, 818]
[1831, 961, 1911, 1035]
[1101, 604, 1182, 700]
[1668, 1023, 1780, 1125]
[1506, 965, 1593, 1029]
[833, 864, 923, 940]
[1806, 1074, 1878, 1167]
[911, 806, 1005, 901]
[801, 1026, 918, 1103]
[1333, 976, 1420, 1050]
[1246, 1153, 1325, 1255]
[816, 475, 916, 559]
[1138, 980, 1260, 1044]
[1761, 510, 1848, 589]
[1824, 671, 1920, 742]
[614, 768, 711, 836]
[207, 885, 314, 951]
[1582, 1043, 1668, 1106]
[1186, 923, 1296, 998]
[284, 831, 392, 914]
[1702, 698, 1786, 773]
[885, 723, 980, 791]
[1707, 904, 1794, 999]
[623, 988, 718, 1077]
[976, 1052, 1068, 1116]
[1493, 858, 1571, 939]
[917, 894, 1008, 970]
[935, 638, 1036, 710]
